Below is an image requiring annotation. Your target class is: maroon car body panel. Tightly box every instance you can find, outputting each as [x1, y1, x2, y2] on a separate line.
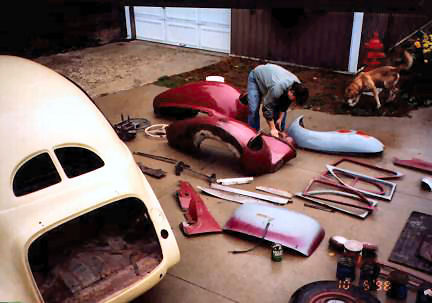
[153, 81, 248, 122]
[166, 110, 296, 176]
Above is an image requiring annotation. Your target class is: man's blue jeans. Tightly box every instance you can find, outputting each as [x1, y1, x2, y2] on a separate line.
[247, 70, 287, 131]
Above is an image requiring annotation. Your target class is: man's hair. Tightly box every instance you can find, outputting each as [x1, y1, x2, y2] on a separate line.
[291, 82, 309, 105]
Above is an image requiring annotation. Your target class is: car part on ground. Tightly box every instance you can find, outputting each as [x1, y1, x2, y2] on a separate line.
[137, 162, 167, 179]
[224, 203, 325, 256]
[286, 115, 384, 155]
[166, 110, 297, 176]
[421, 177, 432, 191]
[304, 202, 335, 212]
[302, 178, 378, 210]
[144, 124, 168, 139]
[393, 157, 432, 173]
[289, 281, 380, 303]
[326, 165, 397, 201]
[198, 186, 267, 205]
[211, 183, 290, 205]
[325, 158, 403, 180]
[113, 115, 151, 142]
[255, 186, 294, 199]
[0, 56, 179, 302]
[216, 177, 254, 185]
[153, 80, 248, 122]
[133, 151, 217, 183]
[177, 181, 222, 236]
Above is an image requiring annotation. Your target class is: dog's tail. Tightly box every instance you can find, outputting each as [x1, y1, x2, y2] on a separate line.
[398, 50, 414, 71]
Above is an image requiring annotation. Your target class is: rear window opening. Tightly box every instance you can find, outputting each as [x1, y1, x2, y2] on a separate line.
[13, 153, 61, 197]
[54, 147, 104, 178]
[29, 198, 163, 303]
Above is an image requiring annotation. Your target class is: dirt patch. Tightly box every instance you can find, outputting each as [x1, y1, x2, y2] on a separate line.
[154, 56, 431, 117]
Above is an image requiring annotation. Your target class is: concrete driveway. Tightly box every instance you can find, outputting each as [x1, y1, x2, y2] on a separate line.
[38, 41, 432, 302]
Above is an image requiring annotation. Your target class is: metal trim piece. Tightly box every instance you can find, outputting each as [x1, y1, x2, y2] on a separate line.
[393, 157, 432, 174]
[210, 183, 290, 205]
[255, 186, 293, 199]
[198, 186, 266, 204]
[327, 158, 403, 180]
[295, 193, 370, 219]
[326, 165, 396, 201]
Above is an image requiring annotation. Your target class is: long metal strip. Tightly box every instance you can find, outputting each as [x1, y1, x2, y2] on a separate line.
[255, 186, 293, 199]
[295, 193, 370, 219]
[326, 165, 396, 201]
[305, 190, 378, 209]
[198, 186, 265, 205]
[210, 183, 290, 205]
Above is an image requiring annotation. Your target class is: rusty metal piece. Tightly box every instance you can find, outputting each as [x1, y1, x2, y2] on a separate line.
[179, 181, 222, 236]
[210, 183, 290, 205]
[326, 165, 396, 201]
[216, 177, 254, 185]
[393, 157, 432, 174]
[198, 186, 265, 204]
[134, 151, 217, 183]
[137, 163, 166, 179]
[326, 158, 403, 180]
[255, 186, 294, 199]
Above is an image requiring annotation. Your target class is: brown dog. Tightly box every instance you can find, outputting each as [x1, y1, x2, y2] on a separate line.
[345, 50, 413, 109]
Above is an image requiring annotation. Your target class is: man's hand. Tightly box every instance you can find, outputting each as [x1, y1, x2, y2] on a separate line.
[276, 118, 283, 131]
[270, 128, 279, 138]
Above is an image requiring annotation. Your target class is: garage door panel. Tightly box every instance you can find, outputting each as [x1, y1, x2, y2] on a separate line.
[198, 8, 230, 26]
[165, 7, 197, 22]
[166, 22, 199, 47]
[199, 27, 230, 52]
[134, 7, 231, 53]
[136, 19, 165, 42]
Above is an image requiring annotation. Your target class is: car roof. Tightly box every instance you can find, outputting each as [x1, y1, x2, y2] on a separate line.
[0, 56, 127, 207]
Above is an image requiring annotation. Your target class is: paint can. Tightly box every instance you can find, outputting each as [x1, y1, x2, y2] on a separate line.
[344, 240, 363, 266]
[336, 256, 356, 281]
[386, 270, 408, 300]
[271, 243, 283, 262]
[359, 260, 380, 291]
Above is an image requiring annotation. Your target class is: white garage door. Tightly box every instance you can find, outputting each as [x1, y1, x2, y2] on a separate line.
[133, 7, 231, 53]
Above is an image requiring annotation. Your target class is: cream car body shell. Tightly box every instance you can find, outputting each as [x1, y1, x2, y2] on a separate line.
[0, 56, 180, 302]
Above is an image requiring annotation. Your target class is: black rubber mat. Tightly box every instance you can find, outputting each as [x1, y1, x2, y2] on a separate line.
[389, 211, 432, 274]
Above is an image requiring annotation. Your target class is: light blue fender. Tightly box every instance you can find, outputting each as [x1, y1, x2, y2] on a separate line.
[286, 115, 384, 154]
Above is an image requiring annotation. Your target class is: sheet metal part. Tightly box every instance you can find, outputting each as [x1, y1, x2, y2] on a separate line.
[177, 180, 194, 210]
[165, 110, 296, 176]
[393, 157, 432, 174]
[210, 183, 290, 205]
[327, 158, 403, 180]
[179, 181, 222, 236]
[216, 177, 254, 185]
[286, 115, 384, 155]
[198, 186, 266, 205]
[224, 203, 325, 256]
[304, 203, 334, 212]
[255, 186, 294, 199]
[326, 165, 396, 201]
[295, 193, 370, 219]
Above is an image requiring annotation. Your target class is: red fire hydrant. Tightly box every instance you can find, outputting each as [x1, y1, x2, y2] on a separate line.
[363, 32, 386, 71]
